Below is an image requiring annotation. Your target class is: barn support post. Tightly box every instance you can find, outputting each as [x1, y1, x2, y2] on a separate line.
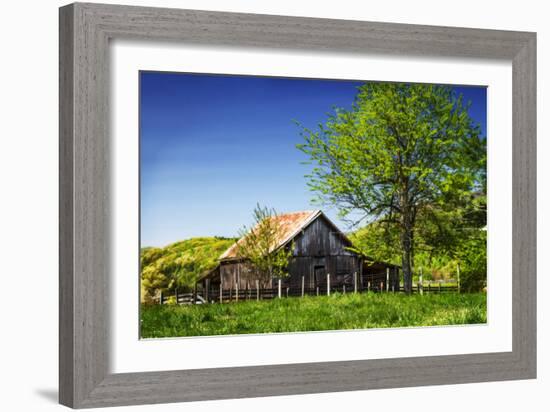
[301, 276, 305, 297]
[354, 272, 358, 293]
[278, 279, 282, 298]
[327, 274, 331, 296]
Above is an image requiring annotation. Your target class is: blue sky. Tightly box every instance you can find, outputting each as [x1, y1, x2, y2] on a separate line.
[140, 72, 487, 247]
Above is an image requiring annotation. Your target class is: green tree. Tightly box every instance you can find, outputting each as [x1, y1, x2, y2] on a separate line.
[235, 204, 293, 284]
[298, 83, 485, 293]
[455, 229, 487, 292]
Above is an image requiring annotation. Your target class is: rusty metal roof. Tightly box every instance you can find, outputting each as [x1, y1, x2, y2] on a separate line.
[220, 210, 322, 260]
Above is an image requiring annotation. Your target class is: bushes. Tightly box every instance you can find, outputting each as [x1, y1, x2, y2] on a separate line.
[457, 230, 487, 292]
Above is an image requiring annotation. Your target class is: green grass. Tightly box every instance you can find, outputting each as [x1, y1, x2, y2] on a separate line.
[140, 292, 486, 338]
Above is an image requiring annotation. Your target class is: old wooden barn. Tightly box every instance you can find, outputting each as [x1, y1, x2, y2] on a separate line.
[203, 210, 399, 294]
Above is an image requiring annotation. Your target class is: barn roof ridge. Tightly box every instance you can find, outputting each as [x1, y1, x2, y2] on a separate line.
[219, 209, 325, 261]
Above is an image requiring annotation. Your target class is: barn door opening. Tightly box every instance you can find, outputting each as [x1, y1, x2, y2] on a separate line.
[312, 265, 326, 289]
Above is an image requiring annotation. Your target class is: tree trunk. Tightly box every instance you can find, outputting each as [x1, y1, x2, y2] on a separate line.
[400, 202, 414, 294]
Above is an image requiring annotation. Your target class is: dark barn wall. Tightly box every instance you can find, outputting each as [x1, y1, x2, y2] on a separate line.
[362, 264, 400, 291]
[288, 215, 361, 288]
[219, 261, 275, 290]
[292, 216, 356, 257]
[286, 255, 361, 289]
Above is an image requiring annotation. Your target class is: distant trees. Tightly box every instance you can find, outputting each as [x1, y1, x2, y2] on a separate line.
[235, 204, 292, 284]
[298, 83, 486, 293]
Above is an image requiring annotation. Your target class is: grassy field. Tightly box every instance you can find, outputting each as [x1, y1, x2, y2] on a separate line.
[140, 292, 486, 338]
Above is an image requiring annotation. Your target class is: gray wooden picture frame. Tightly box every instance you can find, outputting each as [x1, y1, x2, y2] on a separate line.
[59, 2, 536, 409]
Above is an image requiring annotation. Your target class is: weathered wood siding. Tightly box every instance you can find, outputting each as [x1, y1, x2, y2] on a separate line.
[292, 215, 356, 257]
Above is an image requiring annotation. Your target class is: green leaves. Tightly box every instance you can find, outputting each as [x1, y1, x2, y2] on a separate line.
[235, 204, 292, 281]
[140, 237, 236, 301]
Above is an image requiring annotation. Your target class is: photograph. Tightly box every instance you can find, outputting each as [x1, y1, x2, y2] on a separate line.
[139, 71, 487, 338]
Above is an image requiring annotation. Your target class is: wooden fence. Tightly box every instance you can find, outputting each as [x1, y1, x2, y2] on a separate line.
[159, 277, 459, 305]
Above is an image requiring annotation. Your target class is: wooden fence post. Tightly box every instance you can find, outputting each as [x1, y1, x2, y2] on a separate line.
[439, 280, 442, 293]
[205, 279, 209, 303]
[256, 279, 260, 301]
[278, 279, 282, 298]
[428, 281, 431, 293]
[327, 274, 331, 296]
[219, 286, 223, 303]
[316, 286, 319, 296]
[457, 263, 461, 293]
[286, 287, 289, 298]
[235, 282, 239, 302]
[419, 267, 423, 296]
[354, 272, 358, 293]
[175, 288, 178, 305]
[386, 268, 390, 292]
[343, 284, 346, 294]
[229, 285, 232, 301]
[367, 281, 371, 292]
[301, 276, 305, 297]
[160, 290, 163, 305]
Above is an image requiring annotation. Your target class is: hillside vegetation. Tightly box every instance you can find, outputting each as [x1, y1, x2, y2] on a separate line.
[140, 237, 236, 302]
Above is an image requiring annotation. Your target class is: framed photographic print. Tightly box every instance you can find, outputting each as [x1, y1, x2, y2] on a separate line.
[59, 2, 536, 408]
